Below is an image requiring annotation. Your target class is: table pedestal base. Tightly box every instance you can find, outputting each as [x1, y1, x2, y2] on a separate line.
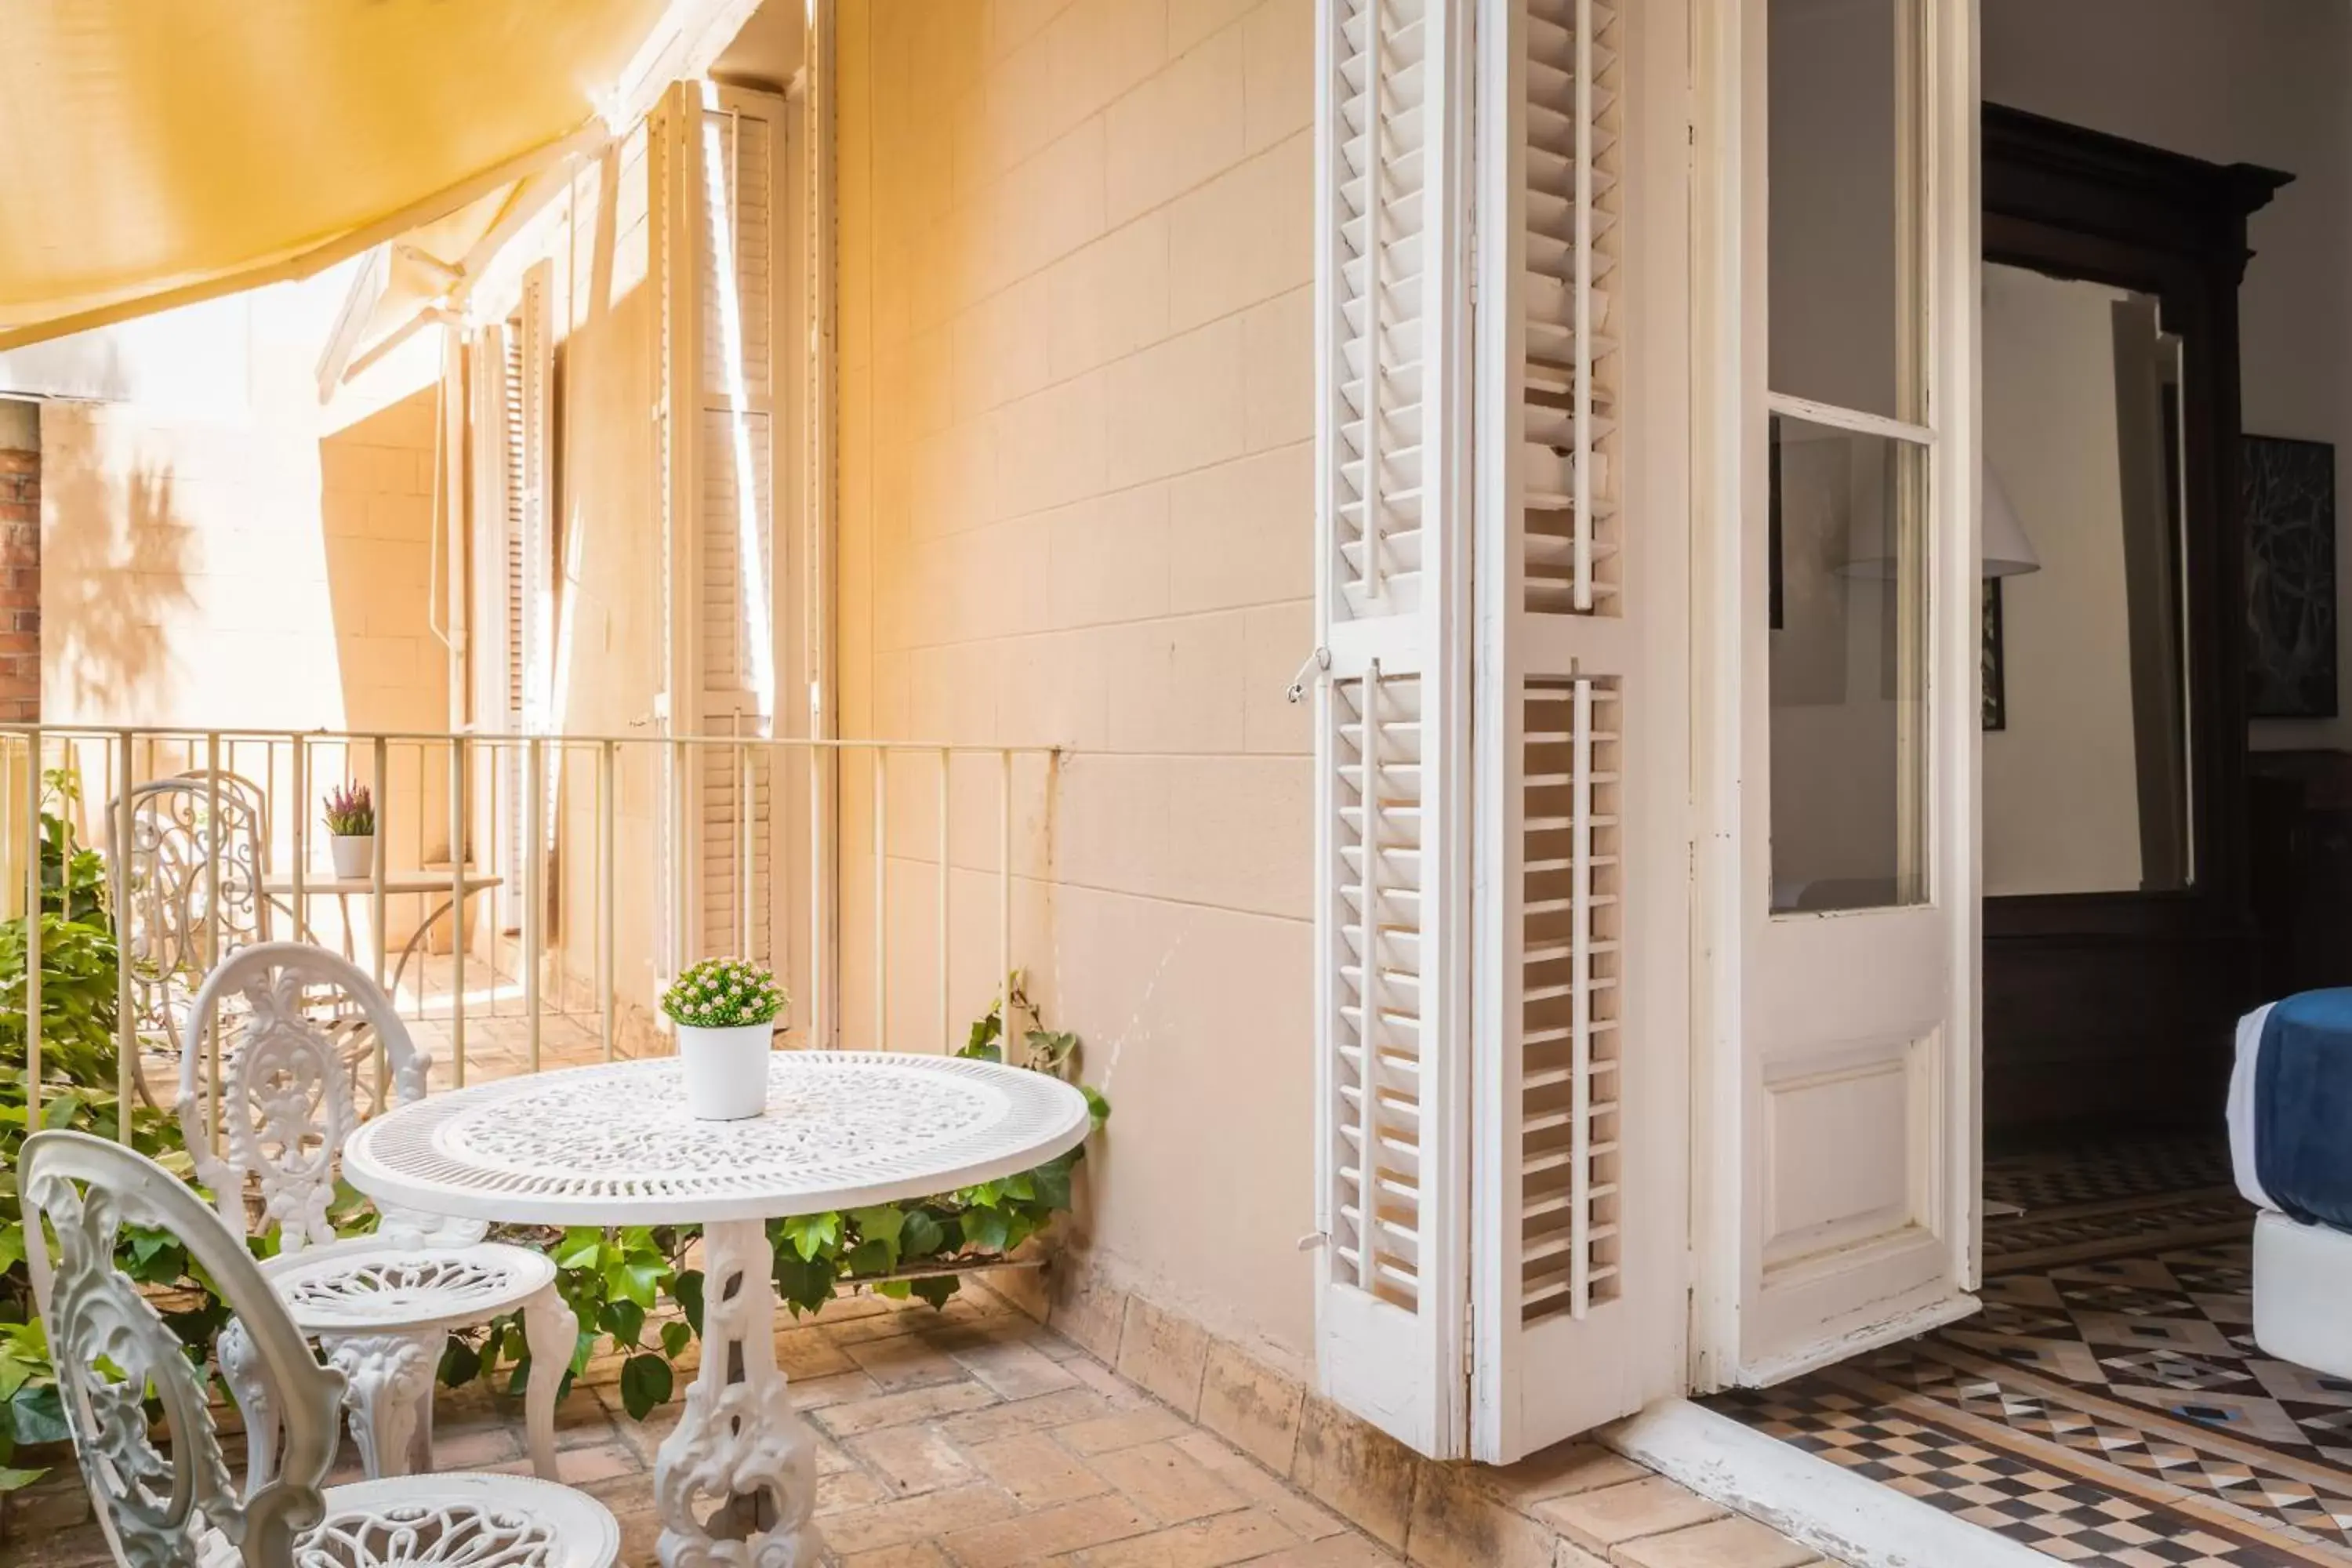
[656, 1219, 822, 1568]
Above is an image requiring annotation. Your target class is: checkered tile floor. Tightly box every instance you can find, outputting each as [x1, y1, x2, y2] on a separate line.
[1714, 1138, 2352, 1564]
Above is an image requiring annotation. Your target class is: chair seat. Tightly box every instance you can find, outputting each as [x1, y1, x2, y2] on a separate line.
[197, 1474, 620, 1568]
[264, 1236, 558, 1337]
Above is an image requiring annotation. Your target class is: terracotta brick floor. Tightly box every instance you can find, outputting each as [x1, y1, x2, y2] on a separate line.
[9, 1280, 1834, 1566]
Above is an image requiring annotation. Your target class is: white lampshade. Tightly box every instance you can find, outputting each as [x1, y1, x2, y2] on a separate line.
[1833, 456, 2040, 579]
[1981, 459, 2040, 578]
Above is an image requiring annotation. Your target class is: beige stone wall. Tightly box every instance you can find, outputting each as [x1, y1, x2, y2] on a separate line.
[837, 0, 1319, 1369]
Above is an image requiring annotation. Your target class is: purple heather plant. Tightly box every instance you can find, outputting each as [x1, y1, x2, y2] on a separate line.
[321, 780, 375, 836]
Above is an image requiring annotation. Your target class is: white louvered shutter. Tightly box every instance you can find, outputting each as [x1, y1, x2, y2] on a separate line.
[1469, 0, 1663, 1461]
[1313, 0, 1475, 1459]
[662, 82, 782, 969]
[487, 265, 556, 930]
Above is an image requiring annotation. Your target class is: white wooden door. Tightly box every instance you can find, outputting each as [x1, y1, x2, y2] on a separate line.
[1467, 0, 1688, 1461]
[1699, 0, 1981, 1387]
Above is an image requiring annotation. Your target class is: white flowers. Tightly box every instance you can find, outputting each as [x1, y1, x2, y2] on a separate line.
[661, 956, 788, 1029]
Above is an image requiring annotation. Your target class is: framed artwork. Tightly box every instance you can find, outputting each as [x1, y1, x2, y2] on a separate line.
[1982, 579, 2005, 731]
[2245, 434, 2337, 719]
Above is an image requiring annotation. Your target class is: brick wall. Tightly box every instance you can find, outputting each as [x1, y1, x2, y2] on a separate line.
[0, 441, 36, 722]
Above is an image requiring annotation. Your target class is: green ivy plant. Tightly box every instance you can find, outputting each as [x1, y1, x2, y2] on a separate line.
[0, 775, 224, 1497]
[440, 972, 1109, 1420]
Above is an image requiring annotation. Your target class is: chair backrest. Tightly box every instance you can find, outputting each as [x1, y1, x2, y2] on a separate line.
[175, 943, 430, 1250]
[19, 1130, 343, 1568]
[114, 772, 272, 1041]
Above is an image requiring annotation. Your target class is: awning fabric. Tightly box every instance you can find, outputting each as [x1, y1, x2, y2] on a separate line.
[0, 1, 744, 350]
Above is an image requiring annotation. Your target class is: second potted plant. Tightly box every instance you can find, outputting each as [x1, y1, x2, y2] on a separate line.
[322, 781, 376, 878]
[661, 957, 787, 1120]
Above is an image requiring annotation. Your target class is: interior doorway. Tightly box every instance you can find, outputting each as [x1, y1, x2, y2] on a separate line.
[1703, 5, 2352, 1555]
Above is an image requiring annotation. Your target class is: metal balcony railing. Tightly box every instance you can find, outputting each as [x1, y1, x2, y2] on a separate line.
[0, 724, 1060, 1133]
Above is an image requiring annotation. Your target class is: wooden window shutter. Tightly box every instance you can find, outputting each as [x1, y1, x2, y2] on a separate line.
[657, 81, 785, 968]
[1312, 0, 1476, 1459]
[1468, 0, 1662, 1462]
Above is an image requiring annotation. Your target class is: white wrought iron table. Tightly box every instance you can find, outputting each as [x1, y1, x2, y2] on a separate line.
[262, 868, 502, 995]
[340, 1051, 1094, 1568]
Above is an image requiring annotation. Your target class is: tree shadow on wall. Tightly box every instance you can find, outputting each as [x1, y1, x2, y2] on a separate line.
[42, 432, 197, 723]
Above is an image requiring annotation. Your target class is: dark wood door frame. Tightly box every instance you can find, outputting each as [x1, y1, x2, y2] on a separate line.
[1980, 103, 2289, 1136]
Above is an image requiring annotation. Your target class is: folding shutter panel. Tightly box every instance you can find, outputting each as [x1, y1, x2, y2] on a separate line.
[688, 85, 782, 966]
[1313, 0, 1475, 1460]
[489, 265, 555, 931]
[1470, 0, 1653, 1461]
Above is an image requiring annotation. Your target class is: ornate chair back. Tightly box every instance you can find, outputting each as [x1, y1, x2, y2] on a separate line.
[19, 1129, 343, 1568]
[114, 771, 272, 1047]
[176, 943, 430, 1250]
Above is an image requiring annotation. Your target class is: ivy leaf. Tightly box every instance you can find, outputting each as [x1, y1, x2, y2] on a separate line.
[0, 1465, 44, 1492]
[7, 1384, 67, 1446]
[619, 1353, 673, 1421]
[1028, 1156, 1074, 1211]
[781, 1211, 843, 1262]
[771, 1251, 838, 1316]
[437, 1337, 482, 1388]
[661, 1319, 692, 1359]
[604, 1256, 665, 1310]
[910, 1276, 960, 1309]
[600, 1298, 648, 1349]
[554, 1228, 605, 1270]
[840, 1239, 893, 1276]
[963, 1207, 1013, 1254]
[898, 1210, 947, 1258]
[671, 1269, 706, 1337]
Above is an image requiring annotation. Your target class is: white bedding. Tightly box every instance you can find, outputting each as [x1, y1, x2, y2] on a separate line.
[2228, 1000, 2278, 1213]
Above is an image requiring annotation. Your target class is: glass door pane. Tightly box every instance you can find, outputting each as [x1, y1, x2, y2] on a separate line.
[1768, 415, 1929, 913]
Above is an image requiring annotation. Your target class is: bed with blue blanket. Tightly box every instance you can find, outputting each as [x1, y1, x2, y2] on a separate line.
[2230, 991, 2352, 1379]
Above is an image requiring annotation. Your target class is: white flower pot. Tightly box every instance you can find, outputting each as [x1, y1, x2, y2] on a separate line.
[329, 833, 375, 879]
[676, 1021, 775, 1120]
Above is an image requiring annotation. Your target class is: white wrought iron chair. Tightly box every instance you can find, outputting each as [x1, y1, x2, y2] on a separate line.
[18, 1129, 618, 1568]
[176, 942, 577, 1483]
[114, 771, 274, 1087]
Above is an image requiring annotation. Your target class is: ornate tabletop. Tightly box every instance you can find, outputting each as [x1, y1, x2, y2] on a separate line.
[342, 1051, 1095, 1227]
[342, 1049, 1097, 1568]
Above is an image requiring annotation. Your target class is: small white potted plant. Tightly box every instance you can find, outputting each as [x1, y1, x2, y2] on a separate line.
[661, 956, 787, 1120]
[322, 781, 376, 879]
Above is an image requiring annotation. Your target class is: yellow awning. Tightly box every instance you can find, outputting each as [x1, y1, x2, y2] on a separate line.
[0, 0, 754, 350]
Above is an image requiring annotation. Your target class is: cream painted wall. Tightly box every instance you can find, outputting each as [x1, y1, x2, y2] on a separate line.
[836, 0, 1319, 1369]
[1983, 0, 2352, 748]
[1980, 264, 2146, 898]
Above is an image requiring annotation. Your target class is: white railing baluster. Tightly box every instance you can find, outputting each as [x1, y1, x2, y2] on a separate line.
[873, 747, 888, 1051]
[525, 735, 545, 1073]
[599, 739, 617, 1062]
[114, 729, 134, 1138]
[938, 746, 950, 1054]
[24, 725, 40, 1124]
[205, 736, 222, 1142]
[291, 735, 308, 943]
[371, 734, 390, 1105]
[998, 748, 1013, 1068]
[449, 734, 468, 1087]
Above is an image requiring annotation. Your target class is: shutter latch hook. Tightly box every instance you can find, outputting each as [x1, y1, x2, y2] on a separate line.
[1285, 646, 1332, 705]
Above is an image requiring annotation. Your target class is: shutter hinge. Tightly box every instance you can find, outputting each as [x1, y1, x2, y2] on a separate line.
[1467, 227, 1480, 309]
[1462, 1299, 1475, 1378]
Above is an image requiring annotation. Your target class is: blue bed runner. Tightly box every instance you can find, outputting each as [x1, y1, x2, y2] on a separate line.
[2249, 989, 2352, 1231]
